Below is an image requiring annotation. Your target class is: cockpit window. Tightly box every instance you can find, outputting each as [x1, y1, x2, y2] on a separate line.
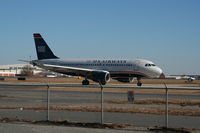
[145, 64, 150, 67]
[145, 64, 156, 67]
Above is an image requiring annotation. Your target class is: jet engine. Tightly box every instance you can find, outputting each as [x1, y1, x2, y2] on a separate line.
[89, 71, 110, 85]
[115, 77, 135, 83]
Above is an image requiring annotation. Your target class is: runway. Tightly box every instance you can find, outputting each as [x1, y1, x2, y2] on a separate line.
[0, 82, 199, 129]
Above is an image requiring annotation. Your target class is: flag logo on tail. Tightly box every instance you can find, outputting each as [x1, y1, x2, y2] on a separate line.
[37, 46, 46, 53]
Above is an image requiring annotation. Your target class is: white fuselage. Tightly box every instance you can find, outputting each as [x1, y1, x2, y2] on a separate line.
[34, 58, 163, 79]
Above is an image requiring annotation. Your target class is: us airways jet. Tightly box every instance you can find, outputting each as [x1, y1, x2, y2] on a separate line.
[28, 33, 164, 86]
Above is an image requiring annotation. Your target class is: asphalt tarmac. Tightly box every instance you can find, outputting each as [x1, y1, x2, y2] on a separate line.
[0, 82, 199, 129]
[0, 122, 153, 133]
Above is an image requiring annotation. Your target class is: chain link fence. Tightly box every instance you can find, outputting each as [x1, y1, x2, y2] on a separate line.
[0, 80, 199, 129]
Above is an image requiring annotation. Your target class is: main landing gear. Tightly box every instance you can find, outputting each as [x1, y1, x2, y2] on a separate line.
[82, 79, 89, 85]
[137, 78, 142, 86]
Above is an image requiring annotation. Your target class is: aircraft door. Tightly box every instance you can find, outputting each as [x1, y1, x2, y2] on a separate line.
[133, 60, 140, 71]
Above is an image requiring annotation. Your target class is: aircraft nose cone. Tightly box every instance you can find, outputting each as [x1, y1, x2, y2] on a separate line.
[155, 67, 164, 78]
[159, 73, 165, 79]
[157, 67, 165, 79]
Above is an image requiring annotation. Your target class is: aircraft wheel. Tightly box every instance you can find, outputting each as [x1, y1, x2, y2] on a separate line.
[137, 82, 142, 86]
[82, 80, 89, 85]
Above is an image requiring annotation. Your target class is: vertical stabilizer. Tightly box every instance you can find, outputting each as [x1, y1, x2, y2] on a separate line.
[33, 33, 58, 60]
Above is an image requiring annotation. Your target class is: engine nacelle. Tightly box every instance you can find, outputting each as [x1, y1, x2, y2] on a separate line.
[115, 77, 135, 83]
[89, 71, 110, 85]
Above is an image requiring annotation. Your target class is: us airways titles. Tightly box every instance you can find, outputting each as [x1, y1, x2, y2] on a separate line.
[91, 60, 127, 64]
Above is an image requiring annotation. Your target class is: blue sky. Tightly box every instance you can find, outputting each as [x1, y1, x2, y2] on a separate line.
[0, 0, 200, 75]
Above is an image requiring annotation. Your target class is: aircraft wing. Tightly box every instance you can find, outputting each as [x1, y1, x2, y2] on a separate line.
[42, 64, 108, 76]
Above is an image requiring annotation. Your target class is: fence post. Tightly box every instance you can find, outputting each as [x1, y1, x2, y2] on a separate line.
[164, 83, 168, 128]
[99, 82, 104, 124]
[47, 84, 50, 121]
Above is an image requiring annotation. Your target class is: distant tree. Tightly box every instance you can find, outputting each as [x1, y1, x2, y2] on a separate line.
[20, 65, 33, 76]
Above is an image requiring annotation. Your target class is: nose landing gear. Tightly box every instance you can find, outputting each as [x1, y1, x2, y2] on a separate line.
[137, 82, 142, 86]
[137, 77, 142, 86]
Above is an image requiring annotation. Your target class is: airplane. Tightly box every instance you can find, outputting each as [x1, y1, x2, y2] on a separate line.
[167, 75, 195, 82]
[26, 33, 164, 86]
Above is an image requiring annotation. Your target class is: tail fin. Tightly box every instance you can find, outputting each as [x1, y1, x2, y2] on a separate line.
[33, 33, 59, 60]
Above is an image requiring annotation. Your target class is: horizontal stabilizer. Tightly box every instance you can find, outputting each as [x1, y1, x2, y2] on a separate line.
[18, 60, 32, 63]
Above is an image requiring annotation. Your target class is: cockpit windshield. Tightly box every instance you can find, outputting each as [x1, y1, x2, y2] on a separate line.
[145, 64, 156, 67]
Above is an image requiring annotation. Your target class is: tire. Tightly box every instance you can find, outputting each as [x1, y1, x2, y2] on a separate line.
[137, 82, 142, 86]
[82, 80, 90, 85]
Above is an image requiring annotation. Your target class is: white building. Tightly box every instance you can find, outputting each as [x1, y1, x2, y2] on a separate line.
[0, 64, 43, 77]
